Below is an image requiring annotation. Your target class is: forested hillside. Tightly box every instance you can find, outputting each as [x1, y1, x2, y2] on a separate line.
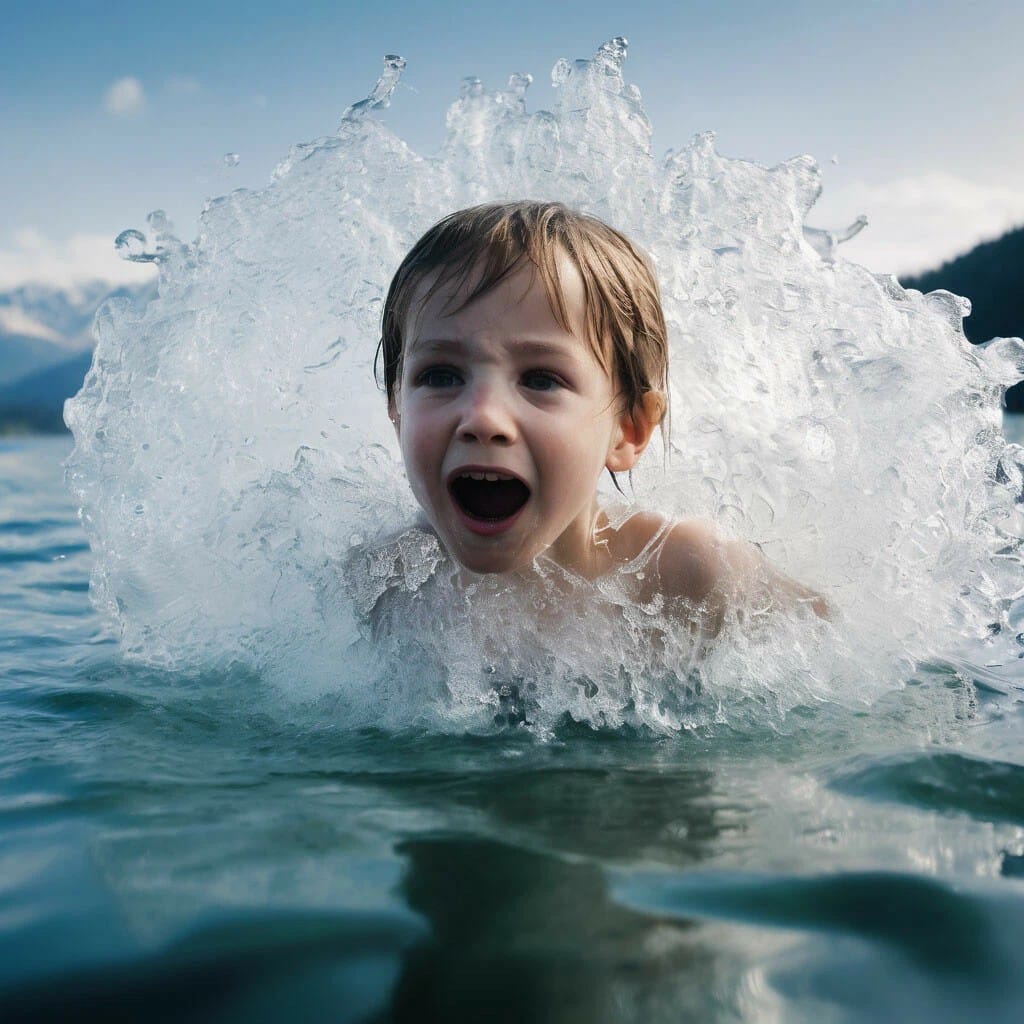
[902, 225, 1024, 410]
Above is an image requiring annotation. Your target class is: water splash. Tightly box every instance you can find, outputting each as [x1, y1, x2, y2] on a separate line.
[114, 228, 155, 263]
[113, 212, 186, 268]
[802, 214, 868, 261]
[67, 40, 1024, 733]
[341, 54, 407, 122]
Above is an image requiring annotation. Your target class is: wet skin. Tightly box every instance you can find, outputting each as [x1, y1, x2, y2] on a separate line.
[390, 256, 656, 578]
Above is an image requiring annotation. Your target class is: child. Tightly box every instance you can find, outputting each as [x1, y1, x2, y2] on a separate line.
[374, 200, 826, 637]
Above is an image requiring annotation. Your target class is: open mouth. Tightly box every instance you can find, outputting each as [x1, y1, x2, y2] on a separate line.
[449, 471, 530, 523]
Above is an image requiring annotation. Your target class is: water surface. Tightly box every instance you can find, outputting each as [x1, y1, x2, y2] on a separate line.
[3, 433, 1024, 1022]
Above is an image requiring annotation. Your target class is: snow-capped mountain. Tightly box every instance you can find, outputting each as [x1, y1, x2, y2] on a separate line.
[0, 280, 153, 431]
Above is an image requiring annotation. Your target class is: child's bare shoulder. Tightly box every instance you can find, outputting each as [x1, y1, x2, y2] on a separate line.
[611, 513, 828, 621]
[609, 512, 727, 605]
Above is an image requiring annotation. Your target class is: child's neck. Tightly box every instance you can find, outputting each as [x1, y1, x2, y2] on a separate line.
[533, 503, 617, 582]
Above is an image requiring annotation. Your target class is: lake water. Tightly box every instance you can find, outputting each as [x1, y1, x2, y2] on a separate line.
[3, 427, 1024, 1023]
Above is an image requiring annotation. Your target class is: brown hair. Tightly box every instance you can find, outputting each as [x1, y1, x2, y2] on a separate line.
[377, 200, 668, 428]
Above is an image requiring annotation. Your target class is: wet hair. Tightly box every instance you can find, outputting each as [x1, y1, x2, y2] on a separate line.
[377, 200, 668, 429]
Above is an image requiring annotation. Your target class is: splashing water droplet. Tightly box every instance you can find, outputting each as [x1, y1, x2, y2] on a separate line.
[146, 209, 171, 233]
[802, 214, 869, 262]
[595, 36, 629, 69]
[223, 152, 240, 167]
[506, 72, 532, 96]
[114, 228, 156, 263]
[550, 58, 573, 87]
[340, 53, 407, 123]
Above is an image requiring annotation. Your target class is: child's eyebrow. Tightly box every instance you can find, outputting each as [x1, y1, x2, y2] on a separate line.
[411, 337, 581, 359]
[510, 338, 582, 359]
[409, 338, 465, 355]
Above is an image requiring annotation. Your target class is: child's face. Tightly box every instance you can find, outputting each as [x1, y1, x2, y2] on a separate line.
[391, 254, 644, 575]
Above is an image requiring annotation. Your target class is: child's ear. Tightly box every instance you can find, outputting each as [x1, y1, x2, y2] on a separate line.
[606, 392, 664, 473]
[388, 393, 400, 436]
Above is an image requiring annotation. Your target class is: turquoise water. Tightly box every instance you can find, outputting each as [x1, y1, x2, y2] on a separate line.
[3, 430, 1024, 1022]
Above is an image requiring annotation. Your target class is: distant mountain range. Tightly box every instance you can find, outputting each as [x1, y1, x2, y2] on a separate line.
[0, 349, 95, 433]
[1, 228, 1022, 434]
[0, 281, 153, 433]
[1, 282, 96, 387]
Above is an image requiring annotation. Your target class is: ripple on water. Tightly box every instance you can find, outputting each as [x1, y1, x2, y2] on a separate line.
[829, 750, 1024, 827]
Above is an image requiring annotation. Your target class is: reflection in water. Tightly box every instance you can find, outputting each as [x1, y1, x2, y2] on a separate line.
[374, 764, 721, 863]
[388, 765, 737, 1022]
[392, 838, 695, 1022]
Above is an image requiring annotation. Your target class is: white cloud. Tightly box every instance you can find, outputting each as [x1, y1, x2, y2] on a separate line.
[0, 306, 63, 342]
[0, 227, 157, 291]
[810, 171, 1024, 276]
[105, 76, 146, 116]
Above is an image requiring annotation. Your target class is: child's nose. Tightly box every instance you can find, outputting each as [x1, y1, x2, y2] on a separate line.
[457, 385, 517, 445]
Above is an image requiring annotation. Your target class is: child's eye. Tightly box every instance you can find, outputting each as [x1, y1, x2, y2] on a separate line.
[522, 371, 562, 392]
[417, 367, 462, 388]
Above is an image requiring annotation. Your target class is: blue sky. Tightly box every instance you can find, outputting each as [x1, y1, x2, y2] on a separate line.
[3, 0, 1023, 288]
